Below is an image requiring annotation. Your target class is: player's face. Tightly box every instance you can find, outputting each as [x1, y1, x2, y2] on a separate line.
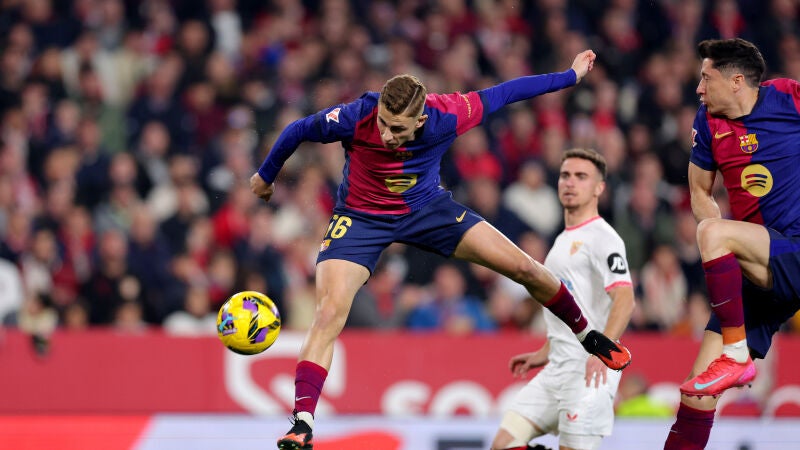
[558, 157, 604, 210]
[697, 58, 736, 116]
[376, 105, 427, 150]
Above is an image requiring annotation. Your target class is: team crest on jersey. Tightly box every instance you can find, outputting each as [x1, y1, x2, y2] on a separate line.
[325, 107, 341, 123]
[320, 239, 331, 252]
[739, 133, 758, 153]
[691, 128, 697, 148]
[741, 164, 773, 197]
[385, 174, 418, 193]
[394, 150, 413, 161]
[570, 241, 583, 255]
[607, 253, 627, 274]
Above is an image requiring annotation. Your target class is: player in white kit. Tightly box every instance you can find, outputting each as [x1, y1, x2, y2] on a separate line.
[491, 148, 636, 450]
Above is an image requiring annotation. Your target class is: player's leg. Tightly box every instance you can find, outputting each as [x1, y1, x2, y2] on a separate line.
[682, 219, 768, 396]
[278, 259, 370, 450]
[491, 411, 546, 450]
[665, 330, 723, 450]
[452, 221, 630, 370]
[492, 370, 557, 450]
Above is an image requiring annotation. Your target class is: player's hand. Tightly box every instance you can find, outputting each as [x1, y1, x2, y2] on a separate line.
[571, 50, 596, 84]
[585, 355, 608, 388]
[250, 172, 275, 203]
[509, 351, 548, 378]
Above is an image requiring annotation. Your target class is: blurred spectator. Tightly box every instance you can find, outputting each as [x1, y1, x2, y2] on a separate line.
[449, 127, 503, 186]
[406, 263, 496, 334]
[670, 291, 712, 339]
[19, 227, 60, 298]
[61, 299, 89, 331]
[465, 176, 530, 245]
[74, 117, 111, 209]
[126, 55, 190, 149]
[0, 257, 25, 323]
[346, 255, 410, 329]
[163, 285, 217, 336]
[674, 208, 705, 293]
[615, 373, 674, 418]
[1, 207, 35, 265]
[127, 205, 175, 323]
[502, 159, 562, 240]
[4, 292, 58, 354]
[639, 244, 688, 331]
[113, 297, 147, 334]
[80, 228, 136, 325]
[614, 179, 676, 273]
[233, 206, 288, 311]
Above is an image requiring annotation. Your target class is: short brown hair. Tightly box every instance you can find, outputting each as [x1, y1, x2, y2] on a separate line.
[697, 38, 765, 87]
[379, 74, 427, 117]
[562, 148, 607, 180]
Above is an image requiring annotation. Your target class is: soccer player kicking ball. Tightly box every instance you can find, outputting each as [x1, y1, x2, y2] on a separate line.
[664, 38, 800, 449]
[250, 49, 632, 450]
[491, 149, 635, 450]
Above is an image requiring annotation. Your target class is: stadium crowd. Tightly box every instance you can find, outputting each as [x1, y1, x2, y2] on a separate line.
[0, 0, 799, 344]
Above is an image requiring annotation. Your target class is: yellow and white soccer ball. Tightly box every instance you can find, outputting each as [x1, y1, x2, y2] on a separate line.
[216, 291, 281, 355]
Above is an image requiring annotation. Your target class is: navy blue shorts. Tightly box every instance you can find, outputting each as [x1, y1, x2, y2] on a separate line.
[316, 192, 484, 273]
[706, 228, 800, 359]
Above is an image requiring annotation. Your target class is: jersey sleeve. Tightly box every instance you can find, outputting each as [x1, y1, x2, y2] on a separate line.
[425, 91, 485, 136]
[689, 106, 716, 171]
[257, 95, 369, 183]
[477, 70, 577, 116]
[589, 230, 633, 291]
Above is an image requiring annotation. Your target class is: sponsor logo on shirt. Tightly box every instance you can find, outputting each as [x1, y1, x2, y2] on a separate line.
[607, 253, 628, 274]
[384, 174, 418, 193]
[740, 164, 773, 197]
[570, 241, 583, 255]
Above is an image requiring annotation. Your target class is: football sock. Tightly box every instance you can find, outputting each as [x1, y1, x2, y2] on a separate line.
[294, 360, 328, 420]
[703, 253, 748, 362]
[664, 403, 714, 450]
[543, 282, 589, 336]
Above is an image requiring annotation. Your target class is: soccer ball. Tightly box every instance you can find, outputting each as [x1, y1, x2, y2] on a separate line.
[216, 291, 281, 355]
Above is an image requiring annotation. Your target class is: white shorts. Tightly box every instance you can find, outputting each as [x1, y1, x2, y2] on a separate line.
[508, 361, 621, 439]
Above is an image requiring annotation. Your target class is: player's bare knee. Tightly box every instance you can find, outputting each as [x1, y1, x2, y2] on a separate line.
[493, 410, 539, 449]
[311, 299, 349, 332]
[696, 218, 728, 252]
[507, 256, 545, 286]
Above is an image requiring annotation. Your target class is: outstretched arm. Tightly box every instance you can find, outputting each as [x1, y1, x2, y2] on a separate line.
[478, 50, 596, 115]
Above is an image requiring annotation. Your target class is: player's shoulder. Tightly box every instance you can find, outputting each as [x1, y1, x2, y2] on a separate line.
[761, 78, 800, 91]
[586, 217, 626, 246]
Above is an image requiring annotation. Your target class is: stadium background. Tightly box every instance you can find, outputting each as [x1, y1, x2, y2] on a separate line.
[1, 0, 800, 448]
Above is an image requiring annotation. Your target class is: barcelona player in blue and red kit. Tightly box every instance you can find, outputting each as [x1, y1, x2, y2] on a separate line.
[250, 50, 632, 450]
[665, 38, 800, 450]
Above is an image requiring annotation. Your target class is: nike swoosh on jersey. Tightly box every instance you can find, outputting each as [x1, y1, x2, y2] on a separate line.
[709, 298, 732, 308]
[694, 373, 730, 390]
[714, 130, 734, 139]
[456, 210, 467, 222]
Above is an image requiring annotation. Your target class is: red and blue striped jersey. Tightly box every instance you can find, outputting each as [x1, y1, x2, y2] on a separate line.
[690, 78, 800, 236]
[258, 70, 577, 215]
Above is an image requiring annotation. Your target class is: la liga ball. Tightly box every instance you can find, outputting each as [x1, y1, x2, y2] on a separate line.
[216, 291, 281, 355]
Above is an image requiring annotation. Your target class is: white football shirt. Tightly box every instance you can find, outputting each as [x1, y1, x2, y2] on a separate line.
[543, 216, 632, 366]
